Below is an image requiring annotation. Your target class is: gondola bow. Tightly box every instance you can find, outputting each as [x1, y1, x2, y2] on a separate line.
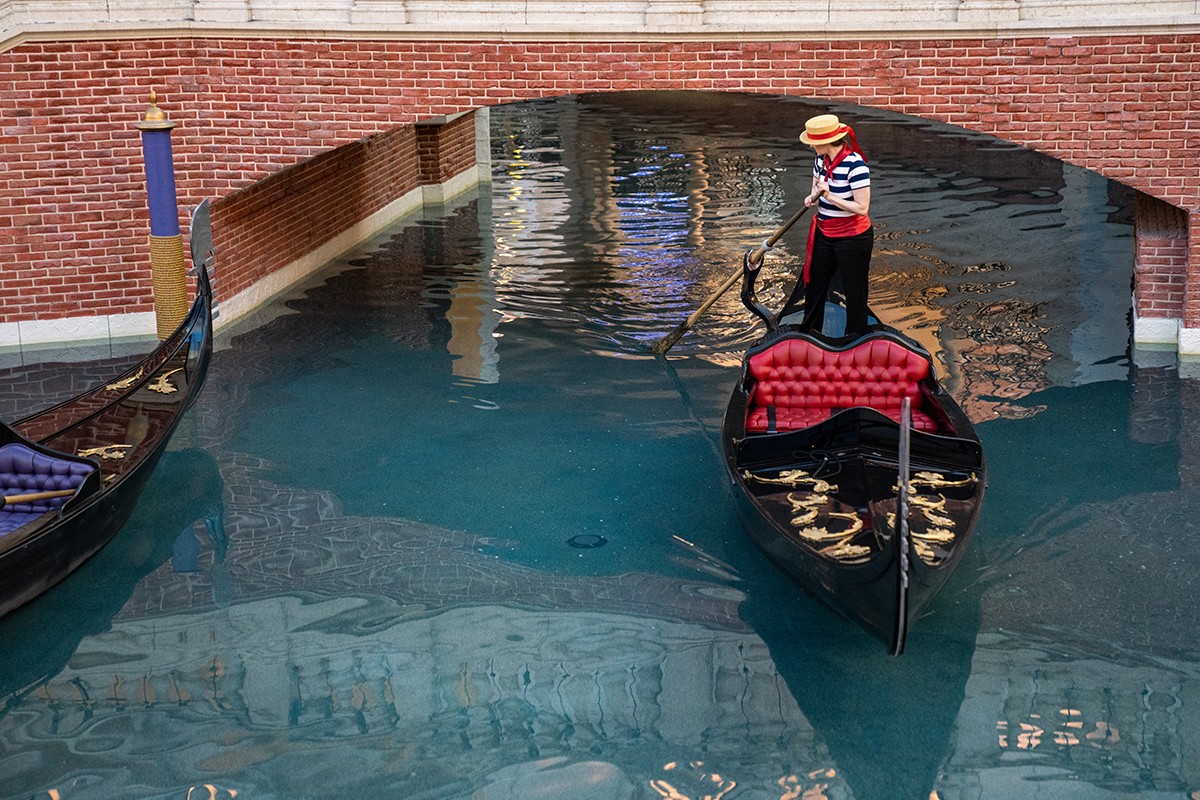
[0, 201, 216, 619]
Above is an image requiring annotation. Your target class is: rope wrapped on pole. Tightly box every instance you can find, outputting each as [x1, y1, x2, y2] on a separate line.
[149, 234, 188, 338]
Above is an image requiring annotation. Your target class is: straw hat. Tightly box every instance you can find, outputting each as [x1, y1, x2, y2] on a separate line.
[799, 114, 850, 145]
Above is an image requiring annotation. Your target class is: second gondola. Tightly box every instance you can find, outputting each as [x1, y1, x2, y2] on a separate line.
[0, 202, 216, 620]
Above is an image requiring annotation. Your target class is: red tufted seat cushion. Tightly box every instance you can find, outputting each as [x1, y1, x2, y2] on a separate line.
[744, 337, 940, 433]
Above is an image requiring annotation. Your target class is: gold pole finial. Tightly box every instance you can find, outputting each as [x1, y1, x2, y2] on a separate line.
[137, 89, 175, 131]
[145, 90, 164, 122]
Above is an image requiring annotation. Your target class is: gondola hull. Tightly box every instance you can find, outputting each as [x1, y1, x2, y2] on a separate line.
[722, 327, 985, 654]
[0, 449, 172, 616]
[0, 210, 214, 619]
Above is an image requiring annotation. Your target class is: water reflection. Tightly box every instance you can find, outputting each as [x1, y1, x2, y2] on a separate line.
[5, 597, 844, 798]
[1, 91, 1197, 800]
[0, 447, 223, 703]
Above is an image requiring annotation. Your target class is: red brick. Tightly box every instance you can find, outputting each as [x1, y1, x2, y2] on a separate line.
[3, 33, 1200, 324]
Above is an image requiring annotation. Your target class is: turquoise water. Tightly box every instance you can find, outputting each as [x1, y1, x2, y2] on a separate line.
[2, 92, 1199, 799]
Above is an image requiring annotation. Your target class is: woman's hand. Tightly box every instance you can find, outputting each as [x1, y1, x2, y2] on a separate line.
[804, 181, 830, 208]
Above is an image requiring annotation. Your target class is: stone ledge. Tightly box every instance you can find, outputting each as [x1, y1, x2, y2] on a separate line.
[1135, 315, 1181, 347]
[3, 0, 1199, 52]
[0, 312, 159, 355]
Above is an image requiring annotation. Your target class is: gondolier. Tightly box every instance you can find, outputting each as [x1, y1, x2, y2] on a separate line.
[779, 114, 873, 337]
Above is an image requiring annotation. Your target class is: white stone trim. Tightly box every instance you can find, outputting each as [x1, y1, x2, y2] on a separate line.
[1133, 314, 1181, 348]
[1178, 325, 1200, 357]
[0, 311, 160, 352]
[3, 0, 1200, 51]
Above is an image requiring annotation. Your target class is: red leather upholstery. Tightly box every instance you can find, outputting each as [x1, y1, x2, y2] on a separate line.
[744, 337, 940, 433]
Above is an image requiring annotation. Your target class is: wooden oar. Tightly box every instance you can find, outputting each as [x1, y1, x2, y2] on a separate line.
[1, 489, 77, 508]
[650, 203, 812, 354]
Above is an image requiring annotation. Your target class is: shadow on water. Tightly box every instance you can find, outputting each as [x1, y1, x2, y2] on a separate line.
[734, 376, 1182, 798]
[734, 547, 982, 800]
[971, 377, 1191, 659]
[662, 351, 982, 800]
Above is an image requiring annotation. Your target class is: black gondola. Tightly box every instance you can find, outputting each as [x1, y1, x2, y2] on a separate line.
[722, 252, 985, 655]
[0, 201, 215, 619]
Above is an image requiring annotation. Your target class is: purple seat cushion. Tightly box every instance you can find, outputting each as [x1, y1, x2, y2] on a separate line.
[0, 443, 95, 537]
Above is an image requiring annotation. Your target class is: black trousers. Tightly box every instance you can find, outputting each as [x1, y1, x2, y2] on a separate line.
[783, 226, 874, 336]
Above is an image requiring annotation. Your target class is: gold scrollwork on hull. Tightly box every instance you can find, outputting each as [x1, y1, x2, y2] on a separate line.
[908, 492, 946, 512]
[923, 510, 955, 528]
[77, 444, 133, 460]
[911, 470, 977, 490]
[105, 368, 144, 392]
[797, 525, 852, 543]
[918, 527, 955, 544]
[823, 511, 864, 536]
[797, 512, 865, 544]
[788, 492, 829, 510]
[148, 367, 184, 395]
[893, 474, 977, 494]
[790, 506, 819, 527]
[820, 541, 873, 560]
[788, 492, 869, 560]
[748, 470, 867, 561]
[890, 475, 965, 565]
[744, 469, 837, 494]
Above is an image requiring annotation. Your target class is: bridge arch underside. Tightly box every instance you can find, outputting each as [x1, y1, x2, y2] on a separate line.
[0, 35, 1196, 351]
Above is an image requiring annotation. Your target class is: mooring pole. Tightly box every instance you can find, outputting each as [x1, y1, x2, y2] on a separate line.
[136, 90, 187, 339]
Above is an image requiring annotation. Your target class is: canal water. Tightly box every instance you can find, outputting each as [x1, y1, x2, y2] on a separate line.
[2, 91, 1199, 800]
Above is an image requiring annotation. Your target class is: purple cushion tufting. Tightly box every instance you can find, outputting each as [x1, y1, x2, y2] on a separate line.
[0, 443, 95, 537]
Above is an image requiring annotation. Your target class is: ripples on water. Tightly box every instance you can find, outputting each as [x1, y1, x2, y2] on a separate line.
[2, 91, 1199, 800]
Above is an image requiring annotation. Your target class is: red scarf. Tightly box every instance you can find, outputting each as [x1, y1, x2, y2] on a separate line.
[802, 140, 869, 282]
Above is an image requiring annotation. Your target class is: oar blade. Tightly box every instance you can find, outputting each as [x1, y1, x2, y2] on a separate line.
[646, 205, 811, 355]
[650, 325, 687, 354]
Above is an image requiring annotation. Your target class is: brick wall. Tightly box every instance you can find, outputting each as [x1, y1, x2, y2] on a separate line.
[1, 35, 1197, 328]
[415, 113, 477, 186]
[1134, 193, 1188, 322]
[211, 124, 424, 303]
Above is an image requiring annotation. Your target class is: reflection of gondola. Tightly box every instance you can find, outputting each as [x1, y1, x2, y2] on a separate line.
[0, 448, 224, 703]
[740, 558, 981, 800]
[0, 203, 215, 619]
[722, 252, 986, 654]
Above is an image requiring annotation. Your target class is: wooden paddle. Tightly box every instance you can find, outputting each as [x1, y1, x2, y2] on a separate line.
[1, 489, 77, 508]
[649, 203, 812, 354]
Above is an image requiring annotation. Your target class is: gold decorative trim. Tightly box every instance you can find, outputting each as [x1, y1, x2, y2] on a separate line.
[106, 368, 145, 391]
[148, 367, 184, 394]
[77, 444, 133, 460]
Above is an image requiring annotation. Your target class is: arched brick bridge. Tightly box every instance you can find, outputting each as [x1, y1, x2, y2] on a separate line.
[1, 4, 1197, 351]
